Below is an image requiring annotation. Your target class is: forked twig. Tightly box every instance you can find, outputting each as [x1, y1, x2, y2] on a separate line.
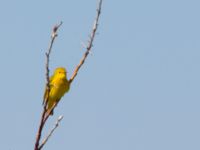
[34, 0, 103, 149]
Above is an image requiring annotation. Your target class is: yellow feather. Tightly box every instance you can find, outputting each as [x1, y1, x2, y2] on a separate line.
[43, 67, 70, 115]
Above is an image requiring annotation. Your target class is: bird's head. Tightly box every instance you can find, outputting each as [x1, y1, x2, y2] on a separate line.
[54, 67, 67, 79]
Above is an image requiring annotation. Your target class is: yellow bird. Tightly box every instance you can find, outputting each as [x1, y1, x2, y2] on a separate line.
[43, 67, 70, 115]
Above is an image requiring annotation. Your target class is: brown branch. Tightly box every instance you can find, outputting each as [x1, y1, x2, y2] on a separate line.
[34, 1, 103, 149]
[45, 21, 63, 108]
[39, 116, 64, 150]
[69, 0, 103, 84]
[34, 22, 62, 150]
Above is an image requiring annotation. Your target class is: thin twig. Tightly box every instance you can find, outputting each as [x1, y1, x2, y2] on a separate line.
[45, 21, 63, 108]
[39, 116, 64, 150]
[34, 22, 62, 150]
[69, 0, 102, 84]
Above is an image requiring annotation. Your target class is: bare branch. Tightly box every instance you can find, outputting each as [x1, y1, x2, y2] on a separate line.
[34, 1, 103, 149]
[69, 0, 103, 84]
[39, 116, 64, 150]
[45, 21, 63, 108]
[34, 22, 62, 150]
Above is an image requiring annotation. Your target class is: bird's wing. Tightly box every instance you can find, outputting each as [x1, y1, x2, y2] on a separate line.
[43, 75, 54, 105]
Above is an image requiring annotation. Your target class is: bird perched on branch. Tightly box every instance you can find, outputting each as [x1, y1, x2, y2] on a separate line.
[43, 67, 70, 115]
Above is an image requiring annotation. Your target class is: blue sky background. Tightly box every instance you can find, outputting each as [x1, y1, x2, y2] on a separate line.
[0, 0, 200, 150]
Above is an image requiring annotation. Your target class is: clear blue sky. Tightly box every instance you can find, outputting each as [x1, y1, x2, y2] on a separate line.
[0, 0, 200, 150]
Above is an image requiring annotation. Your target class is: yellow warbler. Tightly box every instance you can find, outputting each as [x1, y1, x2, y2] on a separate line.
[43, 67, 70, 115]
